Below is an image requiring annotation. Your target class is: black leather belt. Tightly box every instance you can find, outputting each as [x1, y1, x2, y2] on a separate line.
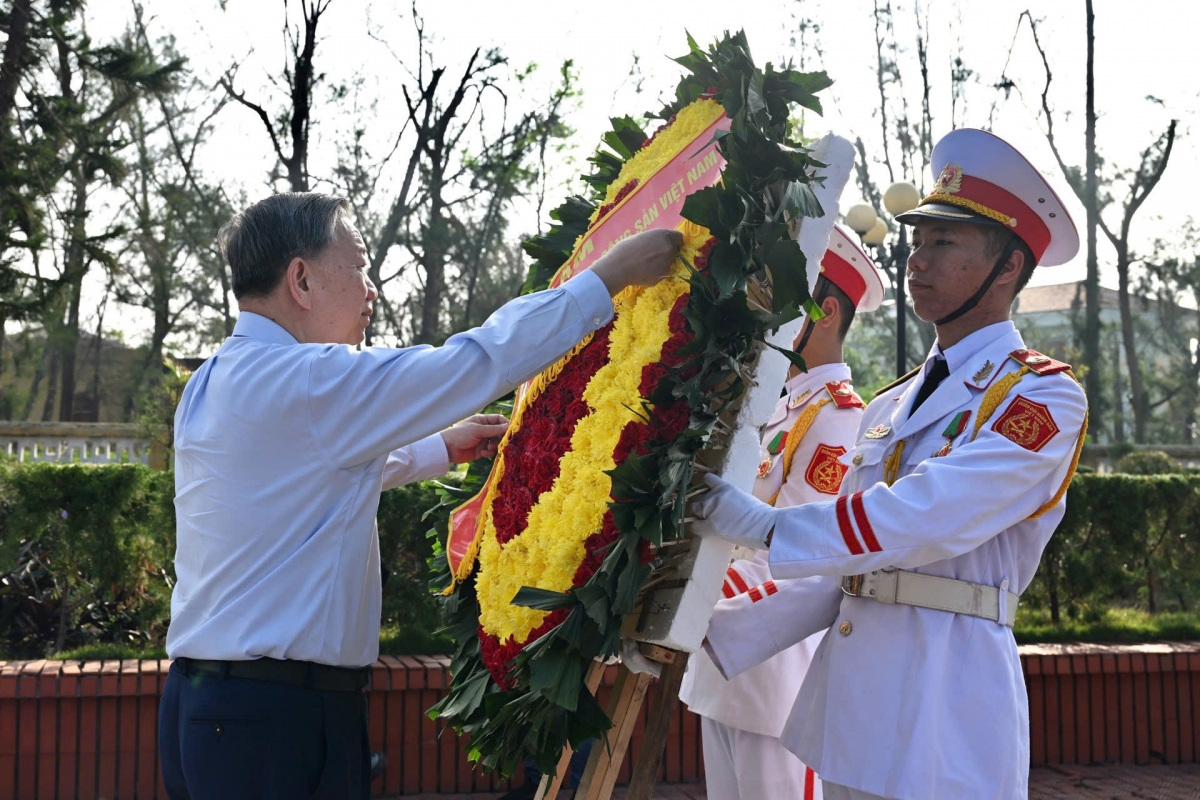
[176, 657, 370, 692]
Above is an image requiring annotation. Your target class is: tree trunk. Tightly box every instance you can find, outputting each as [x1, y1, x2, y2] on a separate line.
[0, 0, 32, 124]
[1082, 0, 1103, 435]
[41, 346, 59, 422]
[22, 344, 46, 420]
[1112, 335, 1125, 443]
[58, 270, 83, 422]
[418, 164, 448, 344]
[1115, 248, 1149, 441]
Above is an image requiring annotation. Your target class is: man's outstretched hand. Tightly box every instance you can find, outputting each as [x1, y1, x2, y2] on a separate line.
[590, 228, 684, 296]
[441, 414, 509, 464]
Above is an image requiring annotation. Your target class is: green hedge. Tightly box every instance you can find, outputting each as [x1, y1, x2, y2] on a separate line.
[1028, 474, 1200, 623]
[1, 465, 1198, 659]
[0, 462, 458, 659]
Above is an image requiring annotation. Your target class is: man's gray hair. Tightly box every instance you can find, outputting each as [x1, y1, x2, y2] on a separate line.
[219, 192, 351, 299]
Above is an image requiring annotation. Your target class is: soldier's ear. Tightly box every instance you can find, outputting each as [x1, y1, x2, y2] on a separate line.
[819, 295, 840, 328]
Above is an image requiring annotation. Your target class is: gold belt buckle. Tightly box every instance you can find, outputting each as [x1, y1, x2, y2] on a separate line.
[841, 574, 864, 597]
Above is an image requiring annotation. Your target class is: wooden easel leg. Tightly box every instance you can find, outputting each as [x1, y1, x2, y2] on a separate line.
[575, 665, 654, 800]
[625, 652, 690, 800]
[535, 661, 607, 800]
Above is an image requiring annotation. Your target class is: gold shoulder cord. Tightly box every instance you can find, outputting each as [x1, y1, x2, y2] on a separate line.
[767, 398, 832, 506]
[970, 365, 1089, 520]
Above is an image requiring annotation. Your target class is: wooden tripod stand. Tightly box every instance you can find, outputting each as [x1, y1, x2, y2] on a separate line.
[534, 645, 689, 800]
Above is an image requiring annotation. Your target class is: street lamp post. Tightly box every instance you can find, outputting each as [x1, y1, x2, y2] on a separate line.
[846, 183, 920, 378]
[883, 182, 920, 378]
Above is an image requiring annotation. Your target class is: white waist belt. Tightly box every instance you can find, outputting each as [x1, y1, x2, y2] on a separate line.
[841, 569, 1019, 627]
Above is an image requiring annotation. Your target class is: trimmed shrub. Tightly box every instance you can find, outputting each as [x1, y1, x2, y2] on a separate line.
[2, 464, 1199, 656]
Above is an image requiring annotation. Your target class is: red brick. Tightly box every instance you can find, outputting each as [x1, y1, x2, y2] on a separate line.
[438, 715, 457, 791]
[399, 656, 425, 689]
[1061, 674, 1077, 763]
[1178, 665, 1195, 762]
[402, 684, 422, 794]
[16, 696, 38, 800]
[1044, 672, 1062, 764]
[419, 655, 446, 689]
[1165, 670, 1181, 763]
[1135, 666, 1152, 764]
[378, 655, 407, 690]
[1088, 663, 1106, 764]
[383, 680, 405, 797]
[97, 661, 120, 697]
[1104, 672, 1122, 763]
[56, 695, 79, 800]
[137, 690, 159, 798]
[1149, 670, 1166, 763]
[370, 660, 390, 691]
[96, 695, 119, 798]
[420, 688, 440, 792]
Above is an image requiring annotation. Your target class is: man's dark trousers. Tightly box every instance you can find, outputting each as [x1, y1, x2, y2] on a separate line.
[159, 660, 371, 799]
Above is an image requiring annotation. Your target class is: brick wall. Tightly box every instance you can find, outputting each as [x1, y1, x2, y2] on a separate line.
[1, 643, 1196, 799]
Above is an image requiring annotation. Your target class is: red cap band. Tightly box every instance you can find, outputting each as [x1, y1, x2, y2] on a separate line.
[820, 250, 868, 307]
[936, 175, 1052, 263]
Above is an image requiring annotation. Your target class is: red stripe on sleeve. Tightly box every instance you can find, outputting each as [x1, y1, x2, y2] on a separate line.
[763, 580, 778, 596]
[748, 586, 763, 603]
[835, 495, 864, 555]
[721, 580, 735, 599]
[726, 567, 751, 595]
[804, 767, 816, 800]
[850, 491, 883, 552]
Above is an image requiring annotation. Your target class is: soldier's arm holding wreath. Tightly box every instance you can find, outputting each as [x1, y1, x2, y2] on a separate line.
[691, 374, 1086, 579]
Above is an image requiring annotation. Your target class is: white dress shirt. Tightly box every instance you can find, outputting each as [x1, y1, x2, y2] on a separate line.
[167, 270, 613, 667]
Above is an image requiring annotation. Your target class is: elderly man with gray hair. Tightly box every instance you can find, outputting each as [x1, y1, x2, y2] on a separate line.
[157, 192, 682, 799]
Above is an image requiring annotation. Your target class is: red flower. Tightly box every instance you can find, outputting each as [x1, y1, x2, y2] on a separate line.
[639, 539, 656, 564]
[479, 608, 572, 688]
[639, 362, 670, 397]
[651, 400, 691, 442]
[592, 180, 640, 226]
[613, 421, 654, 465]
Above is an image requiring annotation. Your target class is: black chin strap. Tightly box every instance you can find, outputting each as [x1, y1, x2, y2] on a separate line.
[933, 235, 1022, 326]
[793, 277, 831, 359]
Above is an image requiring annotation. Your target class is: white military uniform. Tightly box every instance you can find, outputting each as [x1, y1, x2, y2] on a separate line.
[679, 363, 862, 800]
[703, 130, 1088, 799]
[681, 225, 885, 800]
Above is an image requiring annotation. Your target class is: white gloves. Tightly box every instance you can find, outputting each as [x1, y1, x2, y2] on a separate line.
[687, 473, 777, 550]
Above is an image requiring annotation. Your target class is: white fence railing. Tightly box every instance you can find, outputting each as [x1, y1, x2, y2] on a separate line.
[0, 422, 153, 465]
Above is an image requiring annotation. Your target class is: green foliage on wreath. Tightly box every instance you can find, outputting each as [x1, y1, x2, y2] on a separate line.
[428, 31, 834, 777]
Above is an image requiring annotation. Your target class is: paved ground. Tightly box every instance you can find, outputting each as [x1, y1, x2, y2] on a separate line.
[397, 764, 1200, 799]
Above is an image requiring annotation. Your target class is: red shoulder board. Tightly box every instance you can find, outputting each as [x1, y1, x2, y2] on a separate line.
[1008, 348, 1071, 376]
[825, 380, 865, 409]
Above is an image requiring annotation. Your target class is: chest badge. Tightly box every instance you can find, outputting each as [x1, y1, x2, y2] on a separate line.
[766, 430, 788, 456]
[972, 360, 995, 386]
[933, 410, 972, 457]
[864, 424, 891, 440]
[788, 389, 814, 410]
[757, 456, 773, 478]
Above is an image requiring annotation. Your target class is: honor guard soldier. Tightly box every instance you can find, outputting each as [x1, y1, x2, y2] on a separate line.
[157, 192, 681, 800]
[691, 130, 1088, 800]
[679, 225, 885, 800]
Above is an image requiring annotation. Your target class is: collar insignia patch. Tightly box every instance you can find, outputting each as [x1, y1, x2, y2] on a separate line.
[864, 424, 892, 440]
[788, 389, 814, 409]
[972, 360, 995, 385]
